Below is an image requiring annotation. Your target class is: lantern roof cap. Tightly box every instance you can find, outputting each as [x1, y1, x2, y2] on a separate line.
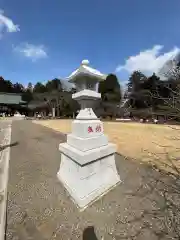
[66, 60, 107, 82]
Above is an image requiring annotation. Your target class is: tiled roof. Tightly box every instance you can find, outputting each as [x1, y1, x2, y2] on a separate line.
[0, 93, 26, 104]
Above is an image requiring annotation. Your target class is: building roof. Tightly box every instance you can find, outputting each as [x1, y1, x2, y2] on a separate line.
[0, 92, 26, 105]
[66, 60, 107, 82]
[27, 100, 49, 110]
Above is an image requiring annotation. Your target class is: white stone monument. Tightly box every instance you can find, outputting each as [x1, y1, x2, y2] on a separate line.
[57, 60, 121, 210]
[13, 112, 25, 120]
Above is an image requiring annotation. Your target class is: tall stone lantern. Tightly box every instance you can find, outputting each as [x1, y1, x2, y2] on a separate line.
[57, 60, 121, 210]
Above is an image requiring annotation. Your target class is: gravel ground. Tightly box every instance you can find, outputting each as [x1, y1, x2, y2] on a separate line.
[6, 120, 180, 240]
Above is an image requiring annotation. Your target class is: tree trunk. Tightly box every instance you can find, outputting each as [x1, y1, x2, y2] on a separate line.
[57, 106, 60, 117]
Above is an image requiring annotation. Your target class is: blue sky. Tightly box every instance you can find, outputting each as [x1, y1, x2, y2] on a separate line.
[0, 0, 180, 86]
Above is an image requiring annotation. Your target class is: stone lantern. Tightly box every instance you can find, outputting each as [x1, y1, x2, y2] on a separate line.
[57, 60, 121, 210]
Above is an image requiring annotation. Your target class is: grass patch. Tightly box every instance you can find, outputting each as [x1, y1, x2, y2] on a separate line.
[34, 119, 180, 174]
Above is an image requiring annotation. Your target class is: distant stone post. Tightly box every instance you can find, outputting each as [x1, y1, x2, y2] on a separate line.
[52, 108, 55, 118]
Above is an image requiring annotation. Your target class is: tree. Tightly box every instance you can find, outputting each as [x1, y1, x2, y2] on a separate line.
[124, 65, 180, 119]
[45, 78, 62, 92]
[4, 80, 13, 93]
[159, 58, 180, 81]
[0, 77, 13, 93]
[22, 82, 33, 103]
[22, 90, 33, 103]
[33, 82, 46, 93]
[128, 71, 147, 92]
[126, 71, 147, 108]
[141, 73, 160, 109]
[97, 74, 122, 118]
[27, 82, 33, 92]
[0, 76, 5, 81]
[98, 74, 121, 102]
[13, 82, 24, 93]
[142, 73, 159, 92]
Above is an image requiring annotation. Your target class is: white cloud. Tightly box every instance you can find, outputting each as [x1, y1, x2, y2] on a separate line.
[13, 43, 48, 61]
[116, 45, 180, 75]
[0, 9, 20, 35]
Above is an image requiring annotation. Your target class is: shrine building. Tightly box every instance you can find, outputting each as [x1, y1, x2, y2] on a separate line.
[0, 92, 27, 115]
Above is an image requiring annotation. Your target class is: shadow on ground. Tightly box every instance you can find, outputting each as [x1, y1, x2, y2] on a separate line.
[0, 142, 19, 151]
[82, 226, 98, 240]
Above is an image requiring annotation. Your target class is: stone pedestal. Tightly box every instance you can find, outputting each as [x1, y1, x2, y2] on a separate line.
[58, 152, 120, 209]
[57, 111, 121, 210]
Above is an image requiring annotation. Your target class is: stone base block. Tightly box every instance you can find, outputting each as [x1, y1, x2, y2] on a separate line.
[57, 153, 121, 210]
[59, 142, 116, 165]
[71, 119, 103, 138]
[67, 134, 109, 151]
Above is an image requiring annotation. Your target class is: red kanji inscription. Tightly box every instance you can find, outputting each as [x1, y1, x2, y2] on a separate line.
[96, 125, 101, 132]
[88, 126, 93, 133]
